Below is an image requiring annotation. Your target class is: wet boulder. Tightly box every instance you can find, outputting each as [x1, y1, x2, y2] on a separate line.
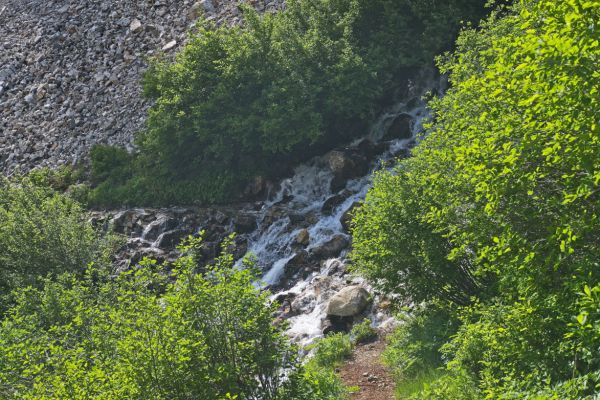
[356, 138, 388, 160]
[384, 113, 414, 140]
[310, 234, 350, 260]
[326, 286, 371, 317]
[110, 210, 137, 234]
[233, 213, 257, 234]
[154, 229, 189, 249]
[141, 215, 179, 242]
[321, 190, 350, 215]
[295, 229, 310, 246]
[283, 250, 311, 278]
[262, 206, 286, 227]
[322, 315, 354, 334]
[328, 150, 369, 192]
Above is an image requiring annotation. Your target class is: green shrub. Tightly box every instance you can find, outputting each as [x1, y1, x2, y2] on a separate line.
[408, 369, 481, 400]
[284, 366, 350, 400]
[27, 165, 82, 192]
[306, 332, 354, 369]
[0, 237, 325, 399]
[90, 0, 487, 207]
[383, 303, 458, 382]
[569, 284, 600, 376]
[350, 318, 377, 344]
[0, 177, 118, 310]
[350, 167, 485, 306]
[297, 332, 356, 400]
[89, 144, 133, 185]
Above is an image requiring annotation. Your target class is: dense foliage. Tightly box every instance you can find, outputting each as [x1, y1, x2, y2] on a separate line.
[352, 0, 600, 398]
[89, 0, 486, 206]
[0, 236, 345, 399]
[0, 176, 116, 310]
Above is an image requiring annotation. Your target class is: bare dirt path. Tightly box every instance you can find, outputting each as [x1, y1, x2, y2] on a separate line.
[339, 338, 396, 400]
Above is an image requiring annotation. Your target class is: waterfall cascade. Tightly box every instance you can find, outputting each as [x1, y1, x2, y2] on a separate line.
[96, 69, 445, 348]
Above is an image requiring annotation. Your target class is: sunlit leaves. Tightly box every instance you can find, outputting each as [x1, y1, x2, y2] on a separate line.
[353, 0, 599, 397]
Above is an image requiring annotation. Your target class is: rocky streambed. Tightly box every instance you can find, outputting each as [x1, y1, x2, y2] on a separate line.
[92, 70, 443, 347]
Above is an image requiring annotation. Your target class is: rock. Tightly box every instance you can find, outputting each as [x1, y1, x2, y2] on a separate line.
[322, 315, 354, 334]
[310, 234, 350, 260]
[116, 17, 131, 27]
[233, 213, 257, 234]
[129, 18, 142, 33]
[321, 191, 349, 215]
[384, 113, 414, 140]
[356, 138, 388, 159]
[326, 286, 371, 317]
[162, 40, 177, 51]
[199, 0, 216, 13]
[110, 210, 137, 234]
[243, 175, 273, 199]
[155, 229, 189, 249]
[290, 293, 316, 315]
[295, 229, 310, 246]
[141, 215, 179, 242]
[328, 150, 369, 192]
[283, 250, 310, 278]
[262, 206, 286, 227]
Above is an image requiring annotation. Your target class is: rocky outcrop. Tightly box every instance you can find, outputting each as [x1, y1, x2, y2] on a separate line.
[92, 205, 259, 271]
[0, 0, 284, 173]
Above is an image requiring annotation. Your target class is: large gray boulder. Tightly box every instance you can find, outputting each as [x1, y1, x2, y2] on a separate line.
[326, 286, 370, 317]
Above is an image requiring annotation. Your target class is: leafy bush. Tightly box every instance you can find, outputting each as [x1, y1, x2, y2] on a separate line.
[27, 165, 83, 193]
[283, 366, 350, 400]
[90, 0, 487, 207]
[350, 318, 377, 344]
[296, 332, 356, 400]
[0, 177, 117, 310]
[352, 0, 600, 397]
[409, 369, 480, 400]
[350, 168, 485, 306]
[306, 332, 354, 369]
[0, 238, 325, 399]
[383, 303, 458, 381]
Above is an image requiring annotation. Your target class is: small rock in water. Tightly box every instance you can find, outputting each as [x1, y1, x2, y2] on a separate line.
[295, 229, 310, 246]
[384, 113, 414, 140]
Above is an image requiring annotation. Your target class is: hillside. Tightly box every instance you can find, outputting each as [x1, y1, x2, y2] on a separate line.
[0, 0, 283, 172]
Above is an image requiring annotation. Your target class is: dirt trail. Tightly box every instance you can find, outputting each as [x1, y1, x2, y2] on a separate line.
[339, 339, 396, 400]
